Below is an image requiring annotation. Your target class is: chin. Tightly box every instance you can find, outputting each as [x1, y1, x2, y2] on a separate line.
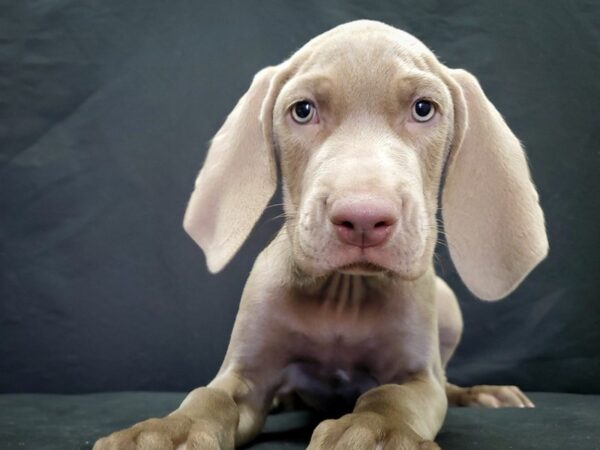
[294, 247, 430, 282]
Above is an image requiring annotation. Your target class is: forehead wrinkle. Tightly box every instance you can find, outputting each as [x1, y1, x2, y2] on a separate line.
[279, 40, 448, 121]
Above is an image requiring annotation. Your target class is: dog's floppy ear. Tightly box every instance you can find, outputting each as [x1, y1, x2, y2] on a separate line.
[442, 69, 548, 301]
[183, 66, 283, 273]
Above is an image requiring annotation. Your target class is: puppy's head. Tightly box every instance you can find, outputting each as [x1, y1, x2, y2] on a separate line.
[184, 21, 548, 300]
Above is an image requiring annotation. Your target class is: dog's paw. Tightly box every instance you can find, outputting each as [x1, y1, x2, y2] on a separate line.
[307, 412, 439, 450]
[448, 384, 534, 408]
[93, 415, 234, 450]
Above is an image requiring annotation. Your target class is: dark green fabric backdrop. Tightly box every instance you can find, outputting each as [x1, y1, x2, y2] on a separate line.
[1, 0, 598, 394]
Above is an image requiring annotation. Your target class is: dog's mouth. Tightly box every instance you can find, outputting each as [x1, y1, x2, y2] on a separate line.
[336, 261, 389, 275]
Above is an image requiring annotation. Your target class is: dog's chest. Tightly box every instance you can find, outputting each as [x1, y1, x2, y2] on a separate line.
[277, 275, 431, 412]
[281, 359, 379, 415]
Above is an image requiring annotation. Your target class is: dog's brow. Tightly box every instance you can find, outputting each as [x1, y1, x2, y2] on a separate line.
[394, 73, 449, 105]
[397, 72, 445, 92]
[281, 75, 334, 105]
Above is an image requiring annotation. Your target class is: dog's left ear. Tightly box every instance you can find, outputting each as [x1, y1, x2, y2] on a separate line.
[183, 66, 285, 273]
[442, 69, 548, 301]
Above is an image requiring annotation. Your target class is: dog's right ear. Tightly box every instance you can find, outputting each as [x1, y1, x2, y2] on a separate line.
[183, 66, 284, 273]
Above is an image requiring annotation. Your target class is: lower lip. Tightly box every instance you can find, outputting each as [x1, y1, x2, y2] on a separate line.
[337, 262, 387, 275]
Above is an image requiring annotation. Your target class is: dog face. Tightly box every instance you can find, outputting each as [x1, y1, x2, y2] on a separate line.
[272, 31, 454, 279]
[183, 20, 548, 300]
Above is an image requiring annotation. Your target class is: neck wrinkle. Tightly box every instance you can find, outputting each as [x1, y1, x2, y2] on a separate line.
[290, 264, 396, 313]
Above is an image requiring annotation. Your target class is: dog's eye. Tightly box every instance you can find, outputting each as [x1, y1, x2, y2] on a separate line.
[412, 99, 435, 122]
[291, 100, 316, 124]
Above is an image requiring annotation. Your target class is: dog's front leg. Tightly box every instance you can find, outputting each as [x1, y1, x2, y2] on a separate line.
[307, 373, 446, 450]
[93, 368, 269, 450]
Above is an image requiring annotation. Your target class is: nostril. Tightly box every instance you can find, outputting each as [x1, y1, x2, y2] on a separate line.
[341, 220, 354, 230]
[374, 221, 389, 228]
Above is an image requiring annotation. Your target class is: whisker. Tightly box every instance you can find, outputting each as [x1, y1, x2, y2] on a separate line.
[266, 213, 290, 223]
[264, 203, 286, 213]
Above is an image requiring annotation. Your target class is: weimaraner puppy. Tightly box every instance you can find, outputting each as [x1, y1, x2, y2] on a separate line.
[95, 20, 548, 450]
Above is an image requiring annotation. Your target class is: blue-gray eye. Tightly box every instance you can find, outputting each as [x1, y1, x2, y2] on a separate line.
[412, 99, 435, 122]
[291, 101, 315, 124]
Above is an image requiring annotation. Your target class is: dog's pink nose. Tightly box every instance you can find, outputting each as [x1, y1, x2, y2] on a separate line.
[330, 199, 397, 248]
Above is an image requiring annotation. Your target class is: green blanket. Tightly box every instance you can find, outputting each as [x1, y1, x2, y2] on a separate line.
[1, 392, 597, 449]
